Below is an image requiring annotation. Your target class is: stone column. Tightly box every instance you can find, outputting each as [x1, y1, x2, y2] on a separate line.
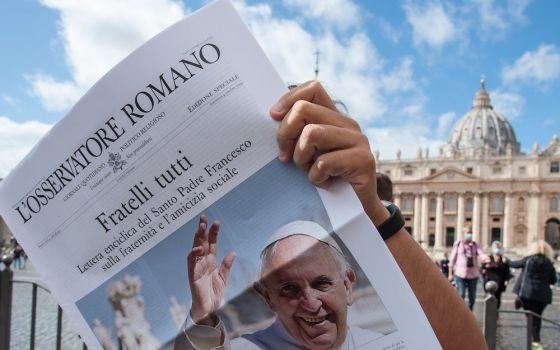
[413, 195, 422, 242]
[473, 193, 482, 243]
[503, 192, 513, 248]
[435, 194, 444, 249]
[481, 193, 490, 248]
[456, 193, 465, 241]
[421, 193, 429, 247]
[527, 192, 542, 243]
[394, 194, 401, 209]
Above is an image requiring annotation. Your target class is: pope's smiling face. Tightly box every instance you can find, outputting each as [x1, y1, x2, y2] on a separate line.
[256, 235, 356, 350]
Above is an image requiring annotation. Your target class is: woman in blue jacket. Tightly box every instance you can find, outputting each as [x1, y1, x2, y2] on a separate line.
[510, 240, 557, 348]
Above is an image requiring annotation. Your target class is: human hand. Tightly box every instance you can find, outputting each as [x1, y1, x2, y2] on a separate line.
[188, 215, 236, 326]
[270, 81, 386, 224]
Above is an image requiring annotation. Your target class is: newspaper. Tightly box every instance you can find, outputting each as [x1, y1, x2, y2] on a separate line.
[0, 1, 441, 349]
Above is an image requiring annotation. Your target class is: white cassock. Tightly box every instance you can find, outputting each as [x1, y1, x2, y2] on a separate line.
[173, 316, 384, 350]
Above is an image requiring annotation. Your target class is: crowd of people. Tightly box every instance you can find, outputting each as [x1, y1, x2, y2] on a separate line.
[377, 173, 558, 349]
[442, 231, 557, 349]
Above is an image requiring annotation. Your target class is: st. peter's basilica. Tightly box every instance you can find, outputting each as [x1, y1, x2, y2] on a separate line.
[377, 79, 560, 253]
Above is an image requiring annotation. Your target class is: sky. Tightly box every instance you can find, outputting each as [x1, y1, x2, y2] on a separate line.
[1, 0, 559, 178]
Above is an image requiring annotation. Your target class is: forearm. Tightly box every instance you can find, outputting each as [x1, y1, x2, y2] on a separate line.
[362, 198, 486, 348]
[508, 258, 525, 268]
[385, 230, 487, 349]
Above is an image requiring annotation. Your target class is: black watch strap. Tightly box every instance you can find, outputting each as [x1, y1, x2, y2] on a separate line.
[377, 202, 405, 241]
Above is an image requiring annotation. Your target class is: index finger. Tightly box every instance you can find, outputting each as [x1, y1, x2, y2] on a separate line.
[270, 81, 337, 120]
[192, 215, 208, 249]
[277, 102, 359, 162]
[208, 220, 221, 255]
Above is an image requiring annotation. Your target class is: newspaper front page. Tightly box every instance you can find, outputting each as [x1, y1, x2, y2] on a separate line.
[0, 1, 441, 349]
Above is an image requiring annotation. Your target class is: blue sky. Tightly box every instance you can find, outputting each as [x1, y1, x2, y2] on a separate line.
[1, 0, 559, 177]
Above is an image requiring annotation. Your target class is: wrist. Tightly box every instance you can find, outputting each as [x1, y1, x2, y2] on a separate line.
[190, 309, 218, 327]
[366, 196, 391, 227]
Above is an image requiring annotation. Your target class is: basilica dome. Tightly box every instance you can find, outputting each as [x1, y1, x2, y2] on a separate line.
[447, 79, 520, 157]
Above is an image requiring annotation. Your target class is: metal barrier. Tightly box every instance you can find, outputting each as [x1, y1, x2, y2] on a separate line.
[483, 281, 560, 350]
[0, 254, 87, 350]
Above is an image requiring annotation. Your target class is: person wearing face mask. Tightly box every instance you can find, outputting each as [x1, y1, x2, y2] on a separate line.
[481, 241, 511, 310]
[448, 227, 487, 310]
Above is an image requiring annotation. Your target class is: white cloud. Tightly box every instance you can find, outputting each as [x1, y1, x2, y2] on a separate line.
[502, 44, 560, 85]
[541, 118, 556, 127]
[0, 116, 52, 178]
[233, 1, 388, 121]
[507, 0, 532, 23]
[375, 17, 401, 44]
[366, 124, 446, 161]
[25, 0, 438, 156]
[1, 94, 17, 106]
[282, 0, 360, 30]
[401, 104, 422, 116]
[365, 106, 455, 161]
[403, 1, 456, 48]
[472, 0, 530, 40]
[436, 111, 456, 138]
[29, 0, 187, 113]
[381, 57, 414, 93]
[489, 90, 525, 120]
[26, 73, 82, 113]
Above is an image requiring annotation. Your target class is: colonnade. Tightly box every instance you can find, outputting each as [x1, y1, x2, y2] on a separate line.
[394, 191, 543, 249]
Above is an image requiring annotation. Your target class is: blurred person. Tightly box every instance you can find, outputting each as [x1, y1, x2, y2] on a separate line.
[556, 254, 560, 291]
[481, 241, 511, 309]
[376, 173, 394, 202]
[449, 227, 487, 310]
[13, 243, 24, 270]
[509, 240, 557, 348]
[439, 252, 450, 277]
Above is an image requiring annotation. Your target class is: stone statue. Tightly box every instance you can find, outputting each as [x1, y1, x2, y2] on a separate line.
[449, 146, 456, 159]
[374, 150, 380, 161]
[93, 319, 116, 350]
[396, 149, 402, 160]
[115, 310, 137, 350]
[417, 147, 423, 160]
[474, 147, 482, 159]
[108, 275, 161, 350]
[484, 144, 490, 157]
[531, 143, 540, 156]
[424, 148, 429, 159]
[169, 296, 187, 331]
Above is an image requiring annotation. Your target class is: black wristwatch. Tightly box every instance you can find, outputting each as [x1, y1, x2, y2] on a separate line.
[376, 201, 405, 241]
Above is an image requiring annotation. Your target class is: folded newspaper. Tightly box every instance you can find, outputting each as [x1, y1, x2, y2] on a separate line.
[0, 1, 441, 349]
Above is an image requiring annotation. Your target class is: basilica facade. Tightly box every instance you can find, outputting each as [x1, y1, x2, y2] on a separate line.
[376, 80, 560, 253]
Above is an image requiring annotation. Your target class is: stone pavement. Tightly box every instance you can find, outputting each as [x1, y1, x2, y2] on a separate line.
[10, 262, 84, 349]
[471, 278, 560, 350]
[8, 261, 560, 349]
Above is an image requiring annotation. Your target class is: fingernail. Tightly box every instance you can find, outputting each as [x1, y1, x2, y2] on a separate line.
[278, 152, 287, 161]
